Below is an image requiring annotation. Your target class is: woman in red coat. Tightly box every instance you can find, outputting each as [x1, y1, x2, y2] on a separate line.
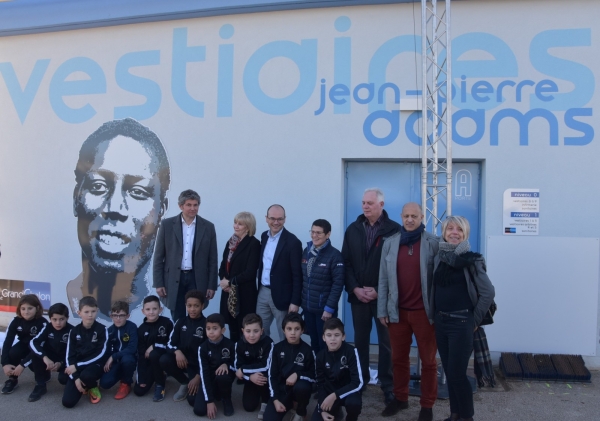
[219, 212, 261, 342]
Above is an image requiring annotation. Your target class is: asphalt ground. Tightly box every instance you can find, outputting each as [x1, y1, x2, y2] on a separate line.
[1, 365, 597, 421]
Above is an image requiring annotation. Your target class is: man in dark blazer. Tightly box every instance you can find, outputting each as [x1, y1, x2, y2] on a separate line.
[256, 204, 302, 340]
[153, 189, 218, 321]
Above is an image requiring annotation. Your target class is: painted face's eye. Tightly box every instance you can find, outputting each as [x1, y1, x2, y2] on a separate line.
[129, 185, 151, 200]
[89, 180, 108, 195]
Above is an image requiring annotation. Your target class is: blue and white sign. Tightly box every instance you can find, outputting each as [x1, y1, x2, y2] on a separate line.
[503, 189, 540, 235]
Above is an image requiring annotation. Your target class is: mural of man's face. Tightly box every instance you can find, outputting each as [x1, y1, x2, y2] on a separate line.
[74, 135, 165, 274]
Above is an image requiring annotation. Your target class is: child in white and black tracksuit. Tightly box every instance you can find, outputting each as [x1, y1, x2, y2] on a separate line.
[312, 318, 363, 421]
[62, 297, 109, 408]
[134, 295, 174, 401]
[1, 294, 47, 395]
[235, 313, 274, 414]
[159, 290, 207, 405]
[27, 303, 73, 401]
[265, 313, 315, 421]
[194, 313, 236, 417]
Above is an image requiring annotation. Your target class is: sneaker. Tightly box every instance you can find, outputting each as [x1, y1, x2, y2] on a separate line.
[384, 391, 395, 405]
[153, 384, 165, 402]
[89, 387, 102, 404]
[173, 384, 188, 402]
[257, 402, 267, 420]
[290, 412, 304, 421]
[114, 382, 131, 400]
[1, 378, 18, 394]
[381, 399, 408, 417]
[418, 407, 434, 421]
[223, 398, 234, 416]
[28, 384, 47, 402]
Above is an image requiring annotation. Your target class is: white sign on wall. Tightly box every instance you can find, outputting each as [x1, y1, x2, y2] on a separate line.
[503, 189, 540, 235]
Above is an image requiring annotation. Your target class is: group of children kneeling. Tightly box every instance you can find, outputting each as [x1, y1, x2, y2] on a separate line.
[1, 291, 363, 421]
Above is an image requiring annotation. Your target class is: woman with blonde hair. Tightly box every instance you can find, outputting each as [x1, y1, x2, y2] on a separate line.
[430, 216, 495, 421]
[219, 212, 261, 342]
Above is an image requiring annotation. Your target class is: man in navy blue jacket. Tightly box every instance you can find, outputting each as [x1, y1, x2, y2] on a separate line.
[257, 204, 303, 341]
[301, 219, 345, 354]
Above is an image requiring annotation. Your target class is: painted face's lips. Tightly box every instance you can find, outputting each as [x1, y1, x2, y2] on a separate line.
[94, 229, 132, 249]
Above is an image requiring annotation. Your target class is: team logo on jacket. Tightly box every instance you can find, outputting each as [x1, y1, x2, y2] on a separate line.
[144, 332, 149, 336]
[91, 332, 98, 343]
[123, 333, 130, 342]
[30, 326, 38, 336]
[325, 362, 330, 368]
[62, 333, 69, 343]
[259, 348, 264, 358]
[280, 352, 285, 359]
[158, 326, 166, 337]
[193, 327, 204, 338]
[48, 333, 54, 339]
[17, 326, 23, 332]
[294, 353, 305, 366]
[182, 326, 187, 332]
[340, 356, 348, 369]
[245, 351, 250, 356]
[318, 263, 327, 267]
[76, 334, 81, 340]
[222, 349, 230, 359]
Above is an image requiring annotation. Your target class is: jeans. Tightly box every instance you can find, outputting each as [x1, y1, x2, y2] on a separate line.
[388, 308, 438, 407]
[304, 310, 333, 354]
[435, 309, 475, 419]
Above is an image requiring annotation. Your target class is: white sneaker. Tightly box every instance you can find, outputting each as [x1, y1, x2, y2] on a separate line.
[173, 384, 188, 402]
[257, 402, 267, 420]
[290, 412, 304, 421]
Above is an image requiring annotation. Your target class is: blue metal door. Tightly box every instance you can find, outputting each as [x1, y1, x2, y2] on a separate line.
[342, 161, 481, 342]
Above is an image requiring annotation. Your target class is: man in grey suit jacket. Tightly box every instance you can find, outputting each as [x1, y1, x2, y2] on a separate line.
[153, 189, 218, 321]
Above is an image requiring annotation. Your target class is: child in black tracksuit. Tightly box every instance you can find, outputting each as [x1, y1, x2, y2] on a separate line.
[194, 313, 236, 417]
[27, 303, 73, 402]
[1, 294, 47, 395]
[100, 300, 138, 400]
[159, 290, 207, 406]
[235, 313, 273, 417]
[265, 313, 315, 421]
[312, 318, 363, 421]
[62, 296, 109, 408]
[134, 295, 173, 401]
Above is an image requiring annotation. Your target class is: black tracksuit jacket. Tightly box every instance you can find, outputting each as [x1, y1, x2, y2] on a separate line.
[1, 316, 47, 366]
[234, 335, 273, 380]
[65, 321, 109, 380]
[315, 342, 363, 409]
[26, 322, 74, 368]
[167, 315, 207, 368]
[268, 339, 316, 401]
[198, 336, 236, 403]
[137, 316, 173, 356]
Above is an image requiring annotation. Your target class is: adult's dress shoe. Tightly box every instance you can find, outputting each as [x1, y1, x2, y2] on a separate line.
[418, 407, 434, 421]
[384, 391, 395, 405]
[381, 398, 409, 417]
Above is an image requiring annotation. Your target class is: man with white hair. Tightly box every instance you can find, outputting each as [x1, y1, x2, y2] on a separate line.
[342, 188, 400, 405]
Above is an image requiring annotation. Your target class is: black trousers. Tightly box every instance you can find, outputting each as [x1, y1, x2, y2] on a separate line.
[134, 348, 167, 396]
[242, 378, 270, 412]
[30, 351, 68, 385]
[263, 380, 312, 421]
[159, 352, 198, 406]
[62, 364, 104, 408]
[350, 301, 393, 392]
[173, 270, 195, 322]
[435, 310, 475, 419]
[193, 372, 235, 416]
[311, 393, 362, 421]
[5, 341, 32, 380]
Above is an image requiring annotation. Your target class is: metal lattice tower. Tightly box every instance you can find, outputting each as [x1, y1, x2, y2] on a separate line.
[421, 0, 452, 235]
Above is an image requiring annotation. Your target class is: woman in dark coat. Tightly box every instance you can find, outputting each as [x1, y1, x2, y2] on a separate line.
[219, 212, 261, 343]
[431, 216, 495, 421]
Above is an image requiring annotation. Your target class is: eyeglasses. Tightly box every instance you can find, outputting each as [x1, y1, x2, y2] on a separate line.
[309, 230, 325, 236]
[267, 217, 285, 223]
[111, 314, 128, 319]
